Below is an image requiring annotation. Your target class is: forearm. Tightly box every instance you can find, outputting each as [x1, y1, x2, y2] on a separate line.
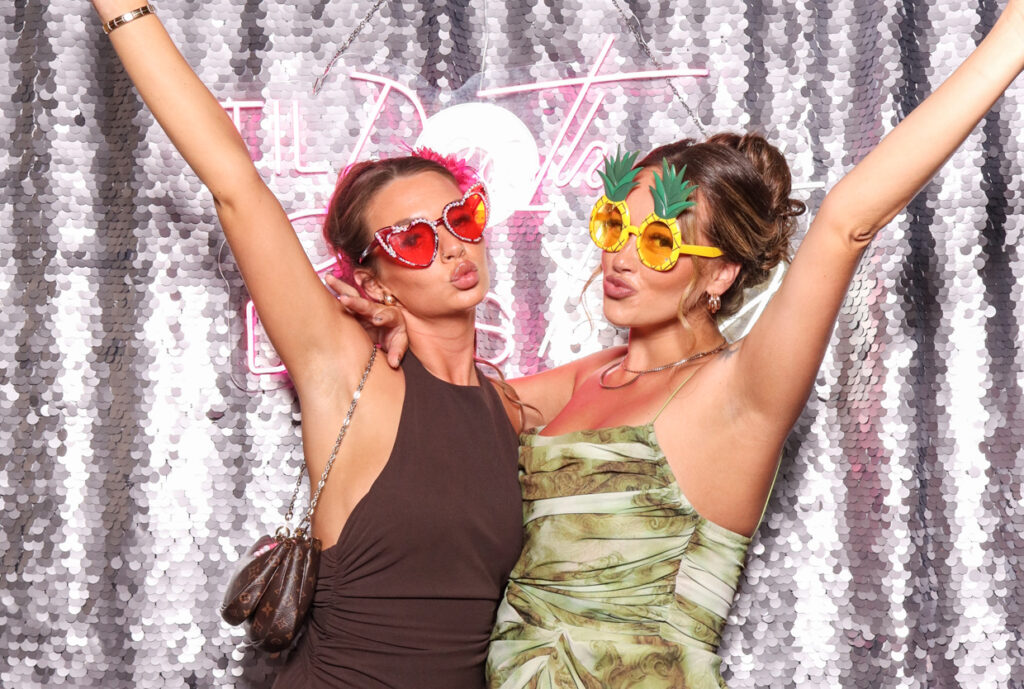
[822, 6, 1024, 243]
[91, 1, 256, 203]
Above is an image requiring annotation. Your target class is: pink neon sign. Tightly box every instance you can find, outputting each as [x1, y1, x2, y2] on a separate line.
[220, 99, 332, 179]
[476, 36, 708, 203]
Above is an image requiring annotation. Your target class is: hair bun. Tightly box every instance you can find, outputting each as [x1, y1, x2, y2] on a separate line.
[635, 133, 801, 321]
[774, 198, 807, 220]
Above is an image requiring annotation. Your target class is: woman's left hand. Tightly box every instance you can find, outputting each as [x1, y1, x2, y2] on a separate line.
[324, 274, 408, 368]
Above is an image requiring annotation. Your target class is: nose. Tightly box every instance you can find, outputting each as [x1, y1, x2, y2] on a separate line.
[609, 235, 638, 272]
[438, 227, 468, 262]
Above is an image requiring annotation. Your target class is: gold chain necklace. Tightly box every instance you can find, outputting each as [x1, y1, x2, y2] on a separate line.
[598, 341, 728, 390]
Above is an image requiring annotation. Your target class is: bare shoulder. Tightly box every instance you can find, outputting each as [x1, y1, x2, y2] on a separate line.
[567, 345, 629, 383]
[508, 345, 628, 428]
[511, 345, 627, 389]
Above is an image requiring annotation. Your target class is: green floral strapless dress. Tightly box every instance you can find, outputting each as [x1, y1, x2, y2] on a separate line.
[487, 423, 751, 689]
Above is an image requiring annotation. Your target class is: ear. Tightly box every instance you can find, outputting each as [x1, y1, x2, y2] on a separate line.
[353, 268, 388, 303]
[705, 259, 741, 298]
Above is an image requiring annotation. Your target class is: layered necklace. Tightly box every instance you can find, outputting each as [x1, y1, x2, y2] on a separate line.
[598, 341, 729, 390]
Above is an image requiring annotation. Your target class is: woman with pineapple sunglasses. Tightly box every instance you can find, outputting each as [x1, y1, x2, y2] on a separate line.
[480, 3, 1024, 685]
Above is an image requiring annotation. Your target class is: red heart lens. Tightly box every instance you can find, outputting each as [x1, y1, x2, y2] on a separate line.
[444, 192, 487, 241]
[384, 222, 438, 266]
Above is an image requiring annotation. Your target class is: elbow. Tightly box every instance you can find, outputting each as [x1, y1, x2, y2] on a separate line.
[815, 195, 895, 250]
[209, 168, 266, 213]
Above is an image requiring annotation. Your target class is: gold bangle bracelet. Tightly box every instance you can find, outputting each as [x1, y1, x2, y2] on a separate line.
[102, 4, 156, 35]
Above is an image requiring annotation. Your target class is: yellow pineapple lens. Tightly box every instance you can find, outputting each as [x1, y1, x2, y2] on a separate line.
[638, 220, 677, 270]
[590, 202, 625, 251]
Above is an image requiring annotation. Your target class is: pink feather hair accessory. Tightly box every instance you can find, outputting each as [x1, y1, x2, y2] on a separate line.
[406, 145, 481, 191]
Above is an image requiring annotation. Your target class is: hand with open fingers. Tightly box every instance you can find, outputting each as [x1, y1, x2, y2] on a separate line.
[324, 274, 409, 368]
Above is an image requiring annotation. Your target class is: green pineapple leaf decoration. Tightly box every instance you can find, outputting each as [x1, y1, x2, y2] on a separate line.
[597, 148, 642, 202]
[651, 159, 698, 218]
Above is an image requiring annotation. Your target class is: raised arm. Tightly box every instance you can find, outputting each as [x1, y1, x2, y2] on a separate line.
[734, 2, 1024, 430]
[91, 1, 371, 390]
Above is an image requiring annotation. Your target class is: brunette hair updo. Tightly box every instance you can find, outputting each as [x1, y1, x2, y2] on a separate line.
[636, 132, 805, 320]
[323, 156, 461, 279]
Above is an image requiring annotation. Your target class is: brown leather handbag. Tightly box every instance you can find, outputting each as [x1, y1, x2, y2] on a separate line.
[220, 347, 377, 652]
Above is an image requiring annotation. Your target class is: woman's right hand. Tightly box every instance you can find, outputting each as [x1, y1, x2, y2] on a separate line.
[325, 275, 408, 369]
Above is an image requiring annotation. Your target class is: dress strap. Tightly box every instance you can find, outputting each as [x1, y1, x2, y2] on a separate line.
[650, 369, 700, 423]
[753, 453, 784, 530]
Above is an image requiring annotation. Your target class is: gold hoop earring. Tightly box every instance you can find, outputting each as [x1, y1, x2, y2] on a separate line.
[706, 293, 721, 315]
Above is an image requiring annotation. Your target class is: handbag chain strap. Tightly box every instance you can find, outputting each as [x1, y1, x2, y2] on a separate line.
[283, 345, 377, 535]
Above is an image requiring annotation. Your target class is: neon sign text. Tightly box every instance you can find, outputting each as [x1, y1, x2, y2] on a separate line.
[476, 36, 707, 205]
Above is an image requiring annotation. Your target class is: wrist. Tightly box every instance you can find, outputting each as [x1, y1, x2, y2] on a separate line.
[996, 2, 1024, 45]
[91, 1, 152, 24]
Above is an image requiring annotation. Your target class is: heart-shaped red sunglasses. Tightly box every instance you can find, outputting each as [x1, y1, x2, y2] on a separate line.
[357, 183, 489, 268]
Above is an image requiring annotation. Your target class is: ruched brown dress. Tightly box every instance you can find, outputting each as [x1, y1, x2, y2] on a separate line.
[273, 351, 522, 689]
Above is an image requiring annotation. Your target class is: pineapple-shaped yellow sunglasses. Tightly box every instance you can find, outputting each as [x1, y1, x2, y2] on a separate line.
[590, 150, 723, 271]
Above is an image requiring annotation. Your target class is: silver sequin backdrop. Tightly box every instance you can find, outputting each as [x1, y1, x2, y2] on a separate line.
[2, 0, 1024, 687]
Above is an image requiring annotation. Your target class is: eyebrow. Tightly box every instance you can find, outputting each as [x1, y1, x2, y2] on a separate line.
[387, 212, 434, 228]
[384, 187, 474, 228]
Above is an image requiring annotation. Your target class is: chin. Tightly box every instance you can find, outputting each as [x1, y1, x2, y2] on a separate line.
[464, 274, 490, 305]
[461, 279, 492, 310]
[602, 301, 636, 329]
[603, 299, 679, 331]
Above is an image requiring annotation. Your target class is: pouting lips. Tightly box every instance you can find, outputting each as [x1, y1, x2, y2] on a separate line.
[451, 261, 478, 282]
[603, 275, 636, 299]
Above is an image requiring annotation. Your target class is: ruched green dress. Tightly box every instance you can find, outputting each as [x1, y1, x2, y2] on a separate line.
[487, 411, 753, 689]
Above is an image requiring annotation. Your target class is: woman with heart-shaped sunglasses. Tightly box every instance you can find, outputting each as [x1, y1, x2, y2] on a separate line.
[91, 1, 525, 687]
